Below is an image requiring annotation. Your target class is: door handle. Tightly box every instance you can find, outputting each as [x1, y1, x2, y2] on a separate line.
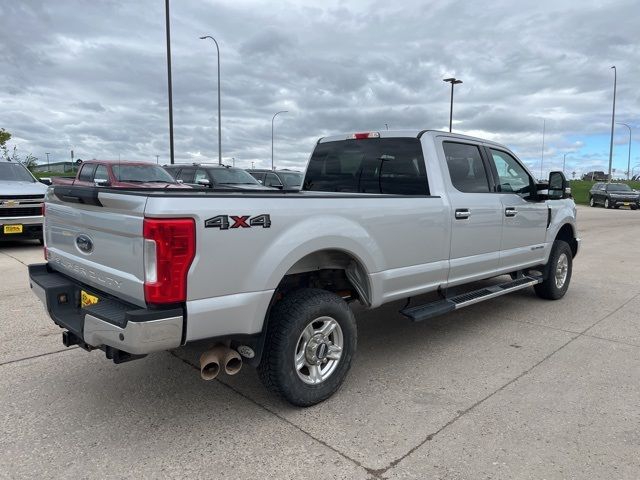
[455, 209, 471, 220]
[505, 207, 518, 217]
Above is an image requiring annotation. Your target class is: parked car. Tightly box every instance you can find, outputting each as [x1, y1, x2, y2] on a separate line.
[52, 160, 187, 188]
[582, 171, 609, 181]
[247, 169, 304, 189]
[0, 159, 48, 243]
[30, 130, 578, 406]
[164, 163, 271, 190]
[588, 182, 639, 209]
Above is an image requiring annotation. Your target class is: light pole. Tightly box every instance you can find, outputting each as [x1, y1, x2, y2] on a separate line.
[540, 119, 546, 179]
[155, 154, 159, 165]
[616, 122, 632, 180]
[443, 77, 463, 132]
[200, 35, 222, 165]
[607, 66, 616, 182]
[562, 153, 567, 174]
[271, 110, 288, 170]
[165, 0, 174, 164]
[45, 152, 50, 169]
[232, 157, 235, 167]
[384, 123, 389, 130]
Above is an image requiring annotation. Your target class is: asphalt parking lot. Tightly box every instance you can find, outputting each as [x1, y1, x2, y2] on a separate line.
[1, 205, 638, 479]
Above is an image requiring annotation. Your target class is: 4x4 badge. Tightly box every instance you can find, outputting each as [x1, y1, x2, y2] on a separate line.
[205, 214, 271, 230]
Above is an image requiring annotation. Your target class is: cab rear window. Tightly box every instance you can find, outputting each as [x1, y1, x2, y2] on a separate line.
[303, 138, 429, 195]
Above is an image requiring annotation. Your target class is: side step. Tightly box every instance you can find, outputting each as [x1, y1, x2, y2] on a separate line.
[401, 275, 542, 322]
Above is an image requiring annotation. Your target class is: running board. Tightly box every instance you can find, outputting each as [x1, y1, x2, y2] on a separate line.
[401, 276, 542, 322]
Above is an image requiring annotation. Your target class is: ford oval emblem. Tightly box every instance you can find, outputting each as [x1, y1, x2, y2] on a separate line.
[75, 234, 94, 254]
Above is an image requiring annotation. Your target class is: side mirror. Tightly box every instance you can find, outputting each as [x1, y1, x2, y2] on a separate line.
[196, 178, 211, 187]
[94, 178, 110, 187]
[39, 177, 52, 186]
[548, 171, 569, 199]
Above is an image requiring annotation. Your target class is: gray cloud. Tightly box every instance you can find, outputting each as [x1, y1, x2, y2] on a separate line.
[0, 0, 638, 175]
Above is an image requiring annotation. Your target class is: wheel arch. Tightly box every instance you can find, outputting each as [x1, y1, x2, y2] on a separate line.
[555, 223, 578, 257]
[276, 248, 372, 306]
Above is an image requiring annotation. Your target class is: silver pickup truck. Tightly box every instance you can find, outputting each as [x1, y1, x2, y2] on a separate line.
[29, 130, 578, 406]
[1, 160, 48, 242]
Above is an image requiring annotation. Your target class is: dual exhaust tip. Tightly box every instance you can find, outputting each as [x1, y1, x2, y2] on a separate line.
[199, 344, 242, 381]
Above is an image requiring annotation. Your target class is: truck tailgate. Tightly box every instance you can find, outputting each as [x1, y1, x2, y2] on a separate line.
[44, 189, 148, 307]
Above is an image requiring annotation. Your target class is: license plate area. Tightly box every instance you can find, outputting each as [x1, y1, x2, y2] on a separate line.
[3, 224, 23, 234]
[81, 290, 100, 308]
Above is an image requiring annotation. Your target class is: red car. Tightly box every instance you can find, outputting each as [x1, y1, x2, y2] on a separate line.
[52, 160, 190, 188]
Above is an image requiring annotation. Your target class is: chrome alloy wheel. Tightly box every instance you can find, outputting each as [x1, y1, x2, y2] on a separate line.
[294, 316, 343, 385]
[555, 253, 569, 289]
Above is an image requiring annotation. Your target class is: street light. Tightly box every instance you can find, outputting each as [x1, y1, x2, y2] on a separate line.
[200, 35, 222, 165]
[607, 66, 616, 183]
[443, 77, 463, 132]
[616, 122, 632, 180]
[45, 152, 50, 169]
[563, 153, 567, 174]
[165, 0, 175, 164]
[271, 110, 288, 170]
[540, 119, 546, 179]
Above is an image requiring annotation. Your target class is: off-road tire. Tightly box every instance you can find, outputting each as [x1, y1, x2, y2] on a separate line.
[534, 240, 572, 300]
[258, 288, 357, 407]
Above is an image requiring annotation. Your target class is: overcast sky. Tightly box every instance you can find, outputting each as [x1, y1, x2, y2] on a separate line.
[1, 0, 639, 177]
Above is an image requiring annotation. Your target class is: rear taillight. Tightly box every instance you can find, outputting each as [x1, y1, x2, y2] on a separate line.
[143, 218, 196, 304]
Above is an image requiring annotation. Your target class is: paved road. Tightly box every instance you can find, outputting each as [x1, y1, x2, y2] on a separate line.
[1, 206, 638, 479]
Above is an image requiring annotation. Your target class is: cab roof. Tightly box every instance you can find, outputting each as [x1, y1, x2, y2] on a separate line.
[317, 129, 507, 149]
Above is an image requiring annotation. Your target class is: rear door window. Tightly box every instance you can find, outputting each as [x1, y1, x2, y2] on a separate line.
[304, 138, 429, 195]
[443, 142, 490, 193]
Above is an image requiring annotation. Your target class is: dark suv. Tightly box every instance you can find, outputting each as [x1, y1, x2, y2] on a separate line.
[589, 183, 639, 209]
[582, 171, 609, 181]
[164, 164, 271, 190]
[247, 169, 303, 190]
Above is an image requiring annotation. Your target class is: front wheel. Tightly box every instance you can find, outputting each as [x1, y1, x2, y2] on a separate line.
[534, 240, 572, 300]
[604, 198, 611, 209]
[589, 196, 595, 207]
[258, 288, 357, 407]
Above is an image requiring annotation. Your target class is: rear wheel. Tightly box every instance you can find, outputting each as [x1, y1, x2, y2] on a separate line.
[534, 240, 572, 300]
[258, 288, 357, 407]
[604, 198, 611, 209]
